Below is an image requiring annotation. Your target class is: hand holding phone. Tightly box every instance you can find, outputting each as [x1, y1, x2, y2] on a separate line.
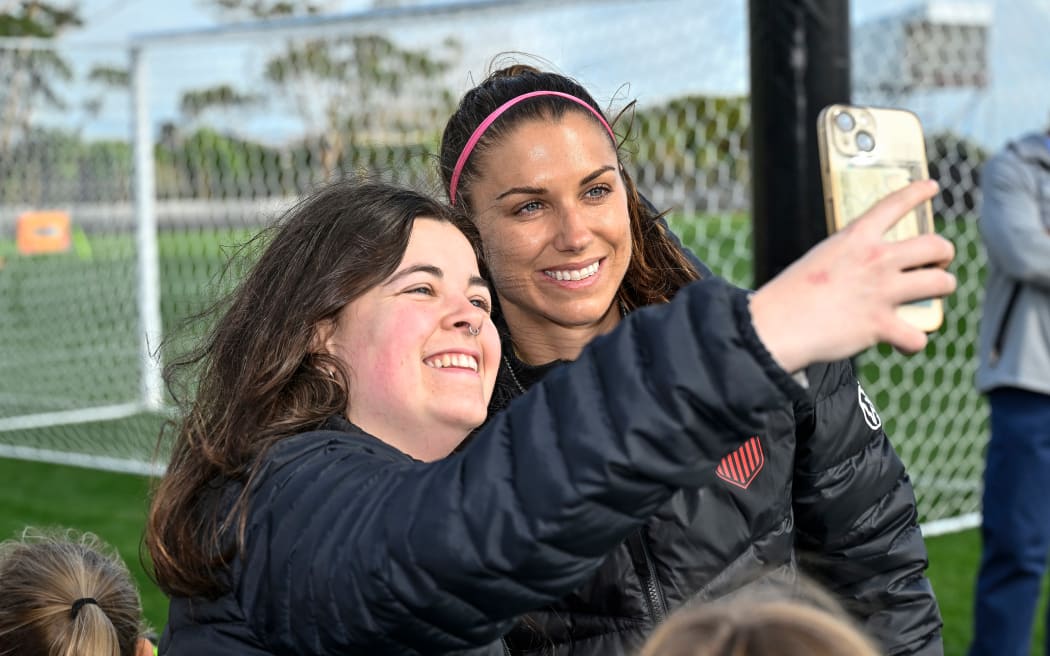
[817, 104, 946, 332]
[751, 180, 956, 373]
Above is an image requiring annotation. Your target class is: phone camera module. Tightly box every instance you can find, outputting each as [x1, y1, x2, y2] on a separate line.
[834, 111, 855, 132]
[855, 130, 876, 152]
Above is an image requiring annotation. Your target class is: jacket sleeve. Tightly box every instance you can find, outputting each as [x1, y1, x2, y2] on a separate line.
[792, 360, 943, 656]
[238, 277, 807, 655]
[979, 152, 1050, 289]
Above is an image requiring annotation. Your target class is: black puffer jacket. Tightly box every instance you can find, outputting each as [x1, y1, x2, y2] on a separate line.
[160, 278, 810, 655]
[493, 285, 943, 654]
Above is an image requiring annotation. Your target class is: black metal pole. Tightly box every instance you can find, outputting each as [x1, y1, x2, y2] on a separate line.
[748, 0, 850, 286]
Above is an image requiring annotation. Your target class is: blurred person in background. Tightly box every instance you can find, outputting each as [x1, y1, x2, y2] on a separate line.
[0, 528, 154, 656]
[637, 576, 881, 656]
[971, 125, 1050, 656]
[439, 62, 947, 655]
[146, 175, 949, 655]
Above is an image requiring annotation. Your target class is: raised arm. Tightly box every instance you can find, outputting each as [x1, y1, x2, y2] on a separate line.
[241, 276, 798, 654]
[242, 180, 955, 654]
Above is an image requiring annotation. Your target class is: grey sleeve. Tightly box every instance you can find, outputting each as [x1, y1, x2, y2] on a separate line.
[979, 154, 1050, 289]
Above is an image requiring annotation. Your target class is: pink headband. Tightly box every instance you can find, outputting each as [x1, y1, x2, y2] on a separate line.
[448, 90, 617, 205]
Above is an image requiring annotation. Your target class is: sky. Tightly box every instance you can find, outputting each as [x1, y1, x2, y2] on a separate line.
[72, 0, 369, 42]
[65, 0, 956, 45]
[48, 0, 1050, 150]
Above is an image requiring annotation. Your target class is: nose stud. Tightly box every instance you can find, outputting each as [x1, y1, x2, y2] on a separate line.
[468, 324, 480, 336]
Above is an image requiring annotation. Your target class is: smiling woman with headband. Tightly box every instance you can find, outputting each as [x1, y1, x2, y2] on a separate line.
[438, 62, 948, 655]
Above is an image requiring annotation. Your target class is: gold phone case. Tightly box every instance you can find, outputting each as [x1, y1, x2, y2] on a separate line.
[817, 104, 944, 333]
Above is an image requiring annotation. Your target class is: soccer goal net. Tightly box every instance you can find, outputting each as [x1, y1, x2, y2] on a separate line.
[2, 0, 1048, 533]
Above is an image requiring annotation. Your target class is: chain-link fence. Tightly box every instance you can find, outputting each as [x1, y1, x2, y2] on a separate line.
[1, 0, 1048, 530]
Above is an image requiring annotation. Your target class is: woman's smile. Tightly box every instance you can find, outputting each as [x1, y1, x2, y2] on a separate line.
[542, 257, 602, 281]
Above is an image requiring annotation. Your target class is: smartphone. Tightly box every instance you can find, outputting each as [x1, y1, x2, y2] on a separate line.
[817, 103, 944, 332]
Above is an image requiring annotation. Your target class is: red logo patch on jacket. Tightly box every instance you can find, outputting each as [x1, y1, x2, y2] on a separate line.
[716, 436, 764, 490]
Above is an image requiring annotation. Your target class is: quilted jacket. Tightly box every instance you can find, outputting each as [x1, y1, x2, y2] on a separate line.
[160, 276, 817, 655]
[491, 269, 943, 655]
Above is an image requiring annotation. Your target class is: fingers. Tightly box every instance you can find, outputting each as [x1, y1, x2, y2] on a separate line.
[887, 233, 956, 271]
[851, 179, 940, 238]
[882, 318, 930, 354]
[880, 233, 957, 307]
[885, 266, 957, 306]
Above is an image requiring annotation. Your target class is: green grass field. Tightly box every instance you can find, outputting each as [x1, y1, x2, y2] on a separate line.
[2, 456, 1046, 655]
[926, 524, 1050, 654]
[0, 227, 257, 458]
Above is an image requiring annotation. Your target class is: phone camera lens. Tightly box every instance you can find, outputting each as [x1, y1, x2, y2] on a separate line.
[855, 131, 876, 152]
[834, 111, 855, 132]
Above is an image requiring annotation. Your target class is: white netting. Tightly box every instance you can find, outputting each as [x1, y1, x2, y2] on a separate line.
[0, 40, 159, 472]
[1, 0, 1047, 529]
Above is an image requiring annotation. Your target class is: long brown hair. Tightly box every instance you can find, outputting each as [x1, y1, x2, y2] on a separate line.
[146, 179, 479, 599]
[0, 529, 145, 656]
[439, 62, 701, 312]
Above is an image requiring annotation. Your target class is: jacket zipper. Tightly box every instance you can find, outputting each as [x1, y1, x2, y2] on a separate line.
[501, 637, 511, 655]
[629, 530, 667, 625]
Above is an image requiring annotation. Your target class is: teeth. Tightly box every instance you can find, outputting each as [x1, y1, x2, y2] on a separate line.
[544, 261, 599, 282]
[424, 353, 479, 372]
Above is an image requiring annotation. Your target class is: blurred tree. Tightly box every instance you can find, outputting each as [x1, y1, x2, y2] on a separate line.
[0, 128, 131, 204]
[154, 127, 288, 199]
[206, 0, 327, 20]
[169, 0, 459, 183]
[80, 63, 131, 133]
[262, 32, 457, 173]
[631, 95, 751, 212]
[0, 0, 82, 155]
[180, 85, 262, 124]
[86, 65, 130, 87]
